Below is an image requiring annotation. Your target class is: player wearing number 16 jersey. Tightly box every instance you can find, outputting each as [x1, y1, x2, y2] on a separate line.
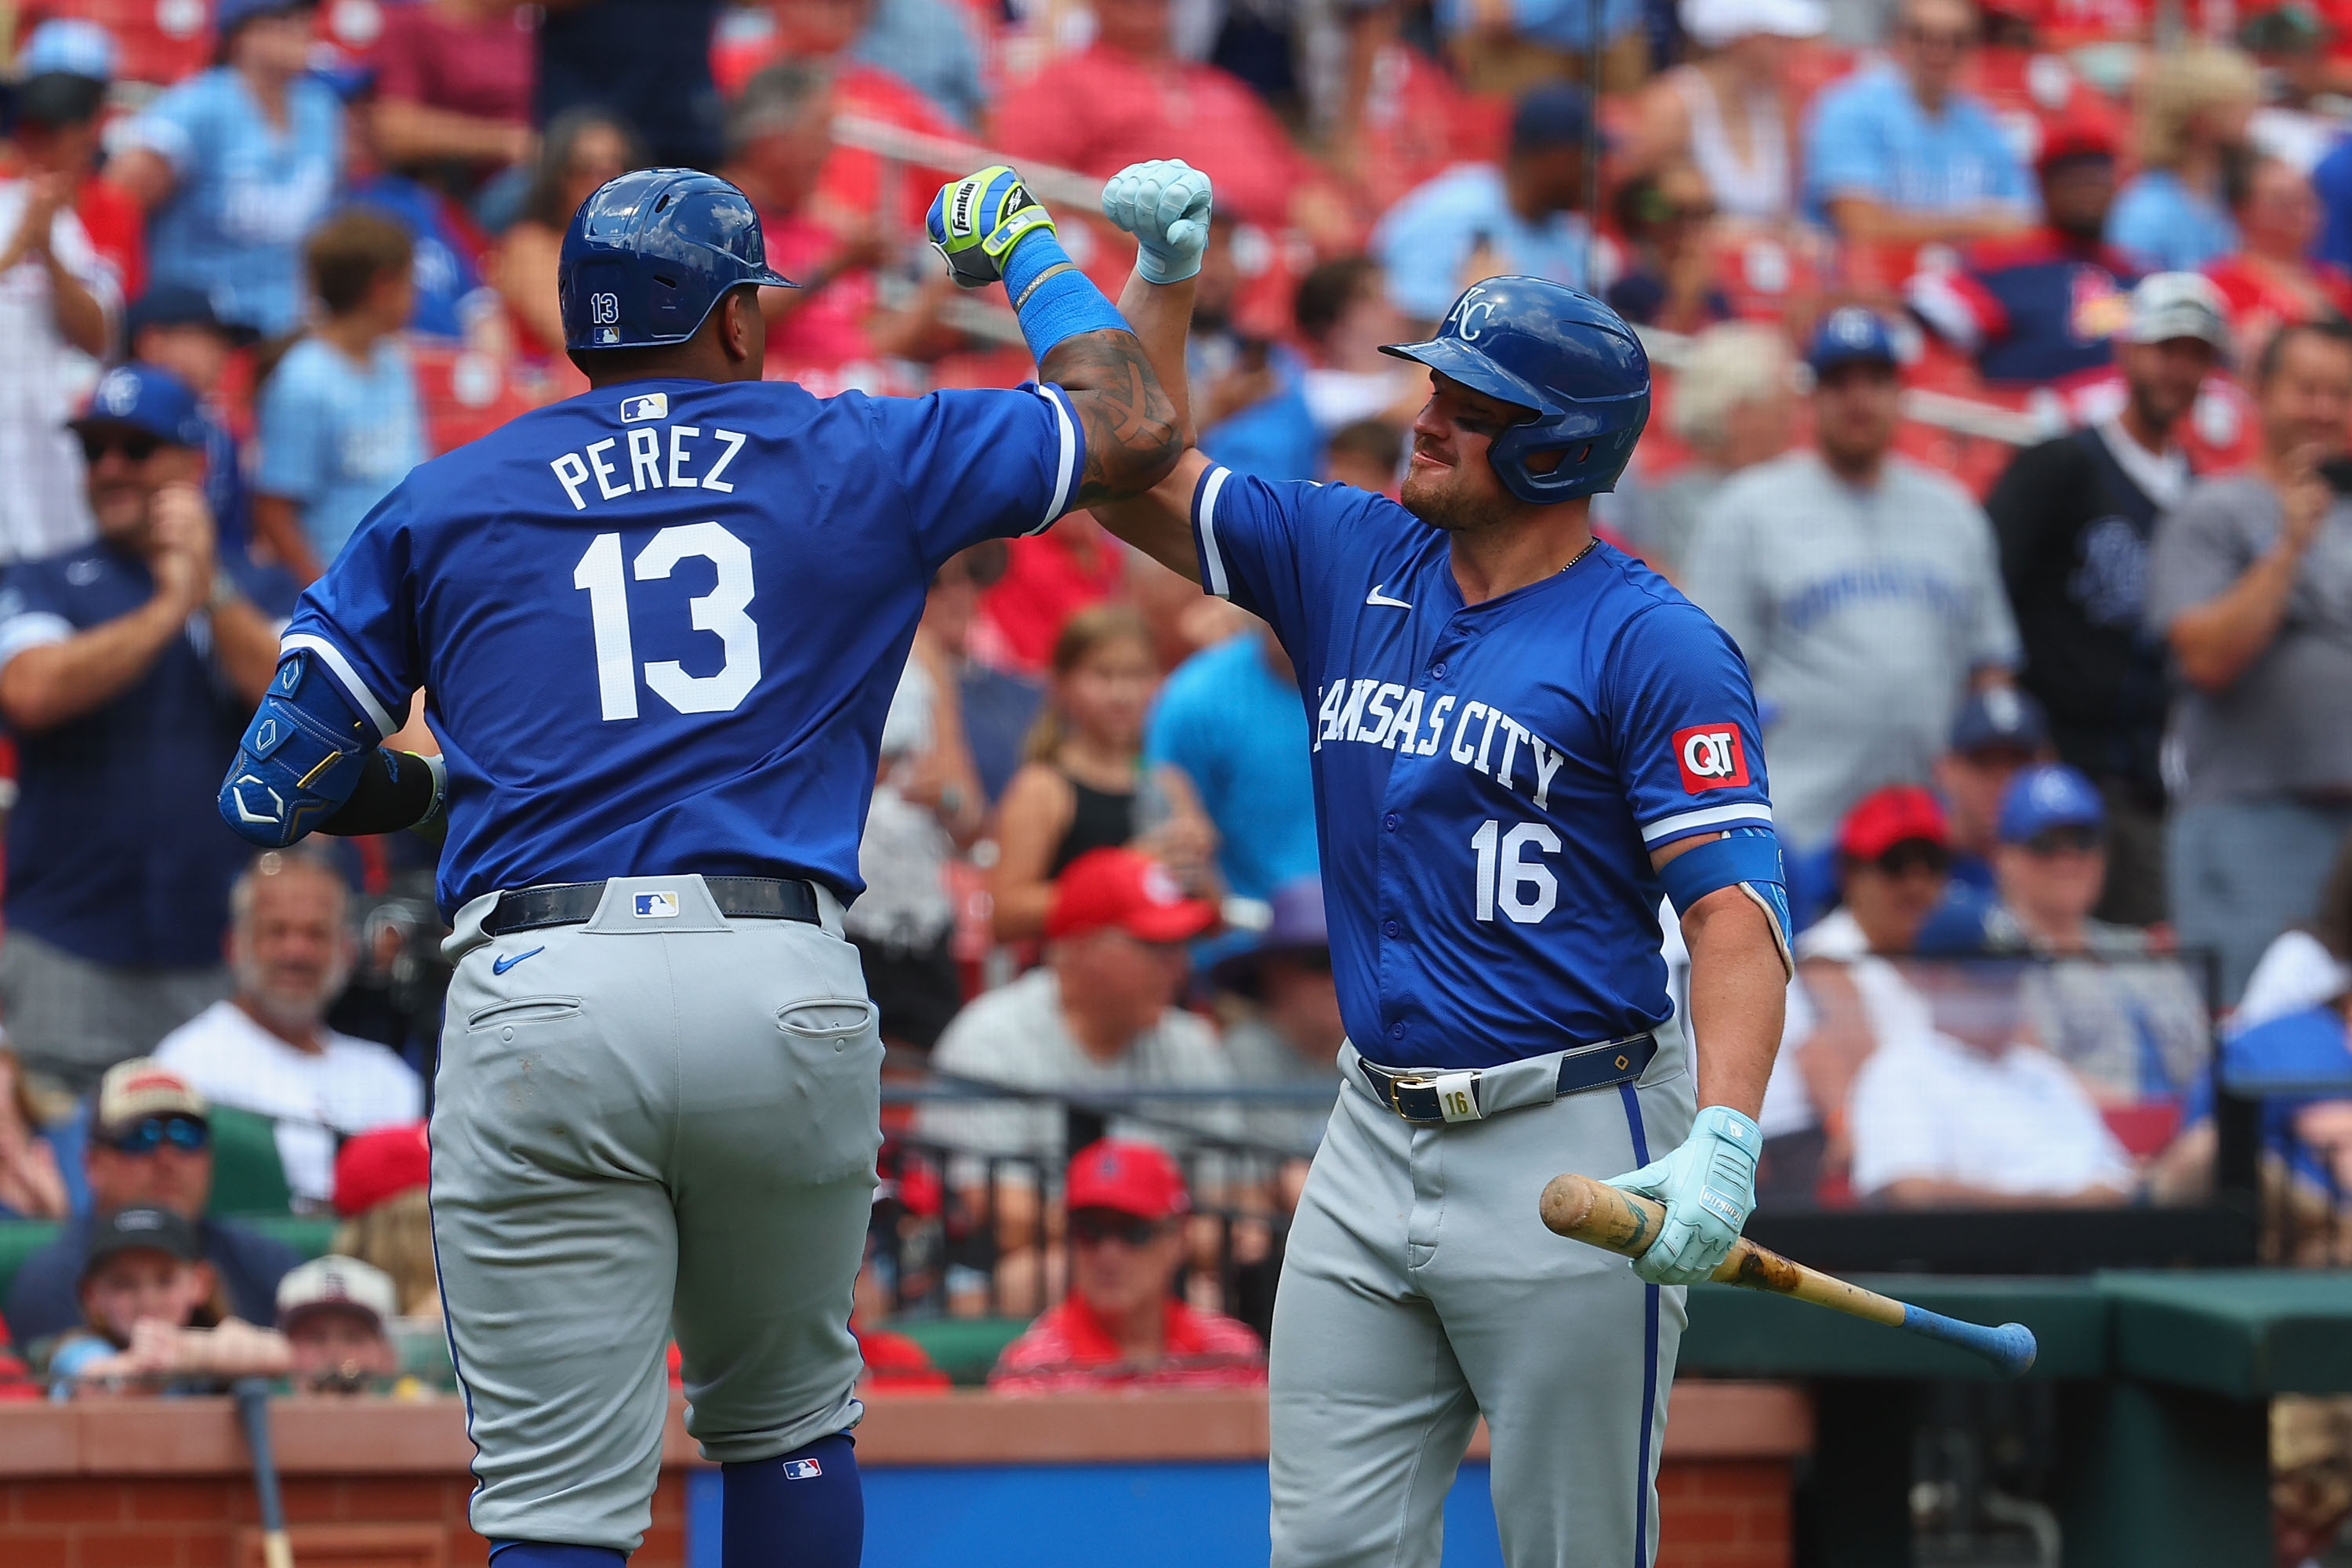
[1092, 161, 1791, 1566]
[212, 167, 1178, 1566]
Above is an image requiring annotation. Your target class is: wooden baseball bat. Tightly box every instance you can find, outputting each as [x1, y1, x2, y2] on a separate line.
[1538, 1173, 2038, 1377]
[233, 1377, 296, 1568]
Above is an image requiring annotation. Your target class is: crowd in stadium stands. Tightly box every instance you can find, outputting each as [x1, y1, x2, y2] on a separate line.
[1, 0, 2351, 1402]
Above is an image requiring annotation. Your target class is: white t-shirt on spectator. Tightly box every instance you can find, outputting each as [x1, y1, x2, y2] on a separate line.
[1848, 1029, 2134, 1200]
[155, 1000, 424, 1206]
[2233, 929, 2351, 1036]
[0, 179, 116, 565]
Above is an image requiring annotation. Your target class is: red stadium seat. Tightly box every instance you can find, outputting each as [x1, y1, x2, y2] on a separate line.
[22, 0, 211, 88]
[409, 344, 554, 456]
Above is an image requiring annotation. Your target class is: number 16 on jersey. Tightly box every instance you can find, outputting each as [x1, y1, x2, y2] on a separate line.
[1471, 818, 1560, 924]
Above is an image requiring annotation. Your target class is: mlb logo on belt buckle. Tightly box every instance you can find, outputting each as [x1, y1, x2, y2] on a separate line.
[633, 891, 680, 919]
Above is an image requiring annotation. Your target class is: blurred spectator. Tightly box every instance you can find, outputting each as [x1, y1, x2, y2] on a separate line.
[252, 210, 427, 581]
[42, 1206, 232, 1390]
[331, 1123, 440, 1318]
[1190, 212, 1320, 483]
[334, 68, 510, 350]
[920, 540, 1041, 805]
[2204, 156, 2352, 362]
[720, 0, 987, 134]
[0, 64, 121, 568]
[2147, 320, 2352, 1001]
[1684, 308, 2020, 850]
[1985, 273, 2226, 926]
[2240, 3, 2343, 175]
[2161, 984, 2351, 1214]
[107, 0, 344, 338]
[989, 0, 1346, 243]
[2107, 45, 2263, 274]
[275, 1254, 400, 1393]
[988, 1140, 1265, 1392]
[0, 1050, 68, 1221]
[1848, 958, 2136, 1204]
[13, 18, 142, 296]
[1604, 163, 1735, 332]
[2238, 837, 2352, 1033]
[1323, 419, 1404, 492]
[1209, 878, 1343, 1156]
[1905, 120, 2138, 387]
[3, 1062, 303, 1344]
[1146, 624, 1318, 903]
[0, 365, 291, 1090]
[492, 108, 643, 359]
[535, 0, 724, 169]
[126, 286, 257, 557]
[154, 854, 424, 1209]
[977, 514, 1124, 675]
[990, 606, 1218, 941]
[1293, 256, 1421, 442]
[1436, 0, 1646, 98]
[1374, 83, 1598, 329]
[1807, 786, 1955, 961]
[368, 0, 539, 202]
[1934, 685, 2049, 896]
[1633, 322, 1792, 581]
[1626, 0, 1823, 226]
[1801, 0, 2033, 245]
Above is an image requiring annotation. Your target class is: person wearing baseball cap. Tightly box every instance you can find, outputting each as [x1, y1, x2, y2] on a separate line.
[1934, 686, 2050, 895]
[989, 1140, 1264, 1391]
[277, 1254, 402, 1392]
[1980, 272, 2222, 927]
[1812, 786, 1954, 960]
[1209, 877, 1343, 1156]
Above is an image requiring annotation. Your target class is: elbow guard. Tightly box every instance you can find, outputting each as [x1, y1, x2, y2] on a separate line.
[218, 652, 383, 848]
[1660, 826, 1795, 980]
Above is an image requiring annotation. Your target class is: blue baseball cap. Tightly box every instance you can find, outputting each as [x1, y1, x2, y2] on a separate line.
[1806, 307, 1899, 375]
[1510, 83, 1595, 154]
[1997, 764, 2105, 844]
[1950, 685, 2047, 753]
[216, 0, 314, 39]
[67, 363, 208, 449]
[17, 18, 117, 82]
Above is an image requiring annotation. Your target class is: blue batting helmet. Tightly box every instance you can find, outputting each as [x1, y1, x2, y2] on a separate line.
[558, 168, 794, 352]
[1379, 277, 1650, 505]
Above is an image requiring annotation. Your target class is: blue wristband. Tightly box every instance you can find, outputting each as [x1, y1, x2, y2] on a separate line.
[999, 227, 1131, 363]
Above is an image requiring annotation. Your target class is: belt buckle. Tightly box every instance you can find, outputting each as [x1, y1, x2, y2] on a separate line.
[1386, 1073, 1451, 1125]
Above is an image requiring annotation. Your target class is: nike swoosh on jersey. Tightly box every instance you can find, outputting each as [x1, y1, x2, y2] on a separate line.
[1366, 585, 1414, 608]
[491, 946, 546, 976]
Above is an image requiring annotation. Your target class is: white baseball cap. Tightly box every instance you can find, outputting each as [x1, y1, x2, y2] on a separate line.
[276, 1254, 401, 1329]
[1681, 0, 1827, 49]
[2123, 273, 2230, 350]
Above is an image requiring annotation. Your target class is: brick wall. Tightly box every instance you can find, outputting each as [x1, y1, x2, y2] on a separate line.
[1657, 1459, 1794, 1568]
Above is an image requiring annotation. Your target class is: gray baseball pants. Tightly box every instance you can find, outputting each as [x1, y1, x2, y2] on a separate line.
[1269, 1025, 1696, 1568]
[432, 875, 883, 1552]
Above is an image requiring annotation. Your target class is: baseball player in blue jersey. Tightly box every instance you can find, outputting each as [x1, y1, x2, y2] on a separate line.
[1090, 162, 1794, 1566]
[212, 166, 1178, 1565]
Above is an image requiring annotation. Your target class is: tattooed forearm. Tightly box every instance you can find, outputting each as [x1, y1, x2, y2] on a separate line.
[1040, 329, 1182, 504]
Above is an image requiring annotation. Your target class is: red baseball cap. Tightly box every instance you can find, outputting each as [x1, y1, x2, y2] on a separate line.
[333, 1122, 430, 1218]
[1045, 847, 1218, 943]
[2036, 117, 2118, 173]
[1065, 1139, 1191, 1221]
[1838, 785, 1949, 862]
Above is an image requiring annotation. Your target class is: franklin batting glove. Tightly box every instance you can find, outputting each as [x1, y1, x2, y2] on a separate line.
[1099, 159, 1213, 284]
[1601, 1104, 1762, 1287]
[927, 165, 1056, 290]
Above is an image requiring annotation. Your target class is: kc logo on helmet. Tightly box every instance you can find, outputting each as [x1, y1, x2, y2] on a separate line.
[1672, 724, 1750, 793]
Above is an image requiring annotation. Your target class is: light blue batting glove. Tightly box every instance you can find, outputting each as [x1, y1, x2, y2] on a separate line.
[1099, 158, 1213, 285]
[1600, 1105, 1762, 1287]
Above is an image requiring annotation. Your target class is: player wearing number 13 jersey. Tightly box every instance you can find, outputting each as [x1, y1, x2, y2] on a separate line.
[1093, 161, 1791, 1567]
[213, 167, 1180, 1566]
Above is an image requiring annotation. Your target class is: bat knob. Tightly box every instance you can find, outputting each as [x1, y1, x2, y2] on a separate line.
[1991, 1322, 2039, 1377]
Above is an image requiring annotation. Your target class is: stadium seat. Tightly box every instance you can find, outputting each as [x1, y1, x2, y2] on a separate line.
[205, 1104, 295, 1218]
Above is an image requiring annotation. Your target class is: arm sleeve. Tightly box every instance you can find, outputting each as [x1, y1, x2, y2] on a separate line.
[276, 490, 420, 736]
[254, 358, 328, 506]
[1606, 600, 1777, 851]
[866, 383, 1085, 570]
[114, 79, 209, 176]
[1906, 267, 2006, 354]
[0, 569, 76, 673]
[2143, 485, 2259, 635]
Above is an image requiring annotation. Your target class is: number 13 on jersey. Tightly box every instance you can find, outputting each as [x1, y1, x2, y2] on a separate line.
[572, 523, 761, 721]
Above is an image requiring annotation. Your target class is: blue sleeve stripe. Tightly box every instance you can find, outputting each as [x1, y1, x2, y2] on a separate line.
[1639, 801, 1773, 846]
[1030, 384, 1079, 535]
[1193, 465, 1232, 598]
[278, 633, 397, 737]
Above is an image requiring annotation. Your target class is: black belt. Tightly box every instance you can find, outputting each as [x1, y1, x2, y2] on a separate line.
[482, 877, 822, 937]
[1358, 1032, 1659, 1127]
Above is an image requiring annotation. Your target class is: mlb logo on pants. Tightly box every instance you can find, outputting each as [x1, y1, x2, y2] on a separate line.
[633, 891, 680, 919]
[781, 1458, 823, 1480]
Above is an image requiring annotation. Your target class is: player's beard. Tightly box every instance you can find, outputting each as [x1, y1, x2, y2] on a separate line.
[1400, 458, 1502, 535]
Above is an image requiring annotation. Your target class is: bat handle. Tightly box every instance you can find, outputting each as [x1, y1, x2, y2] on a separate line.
[1901, 1307, 2039, 1377]
[234, 1377, 294, 1562]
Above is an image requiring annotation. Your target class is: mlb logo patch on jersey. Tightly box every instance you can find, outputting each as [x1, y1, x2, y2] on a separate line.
[633, 891, 681, 919]
[619, 392, 669, 423]
[781, 1458, 824, 1480]
[1672, 724, 1750, 793]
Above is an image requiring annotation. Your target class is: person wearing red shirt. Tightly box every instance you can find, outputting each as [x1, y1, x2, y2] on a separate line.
[989, 1140, 1265, 1393]
[2205, 155, 2352, 361]
[368, 0, 539, 199]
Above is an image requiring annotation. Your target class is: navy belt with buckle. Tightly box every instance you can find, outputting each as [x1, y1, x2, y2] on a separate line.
[1359, 1031, 1660, 1126]
[482, 877, 822, 937]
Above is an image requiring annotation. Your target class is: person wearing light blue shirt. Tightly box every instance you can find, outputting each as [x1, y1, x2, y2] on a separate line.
[1145, 626, 1320, 902]
[1373, 84, 1595, 327]
[1801, 0, 2033, 242]
[2103, 46, 2263, 273]
[1435, 0, 1643, 54]
[108, 0, 343, 337]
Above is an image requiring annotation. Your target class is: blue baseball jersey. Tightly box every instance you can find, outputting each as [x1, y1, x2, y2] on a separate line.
[283, 376, 1083, 917]
[1191, 466, 1773, 1069]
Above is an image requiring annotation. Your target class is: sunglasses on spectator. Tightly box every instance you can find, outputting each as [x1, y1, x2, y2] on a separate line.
[1901, 23, 1975, 46]
[78, 429, 163, 465]
[2022, 825, 2102, 857]
[102, 1115, 209, 1156]
[1872, 841, 1951, 879]
[1069, 1210, 1162, 1248]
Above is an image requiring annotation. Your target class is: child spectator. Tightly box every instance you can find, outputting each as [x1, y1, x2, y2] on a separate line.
[275, 1254, 401, 1393]
[2107, 46, 2263, 274]
[126, 285, 259, 556]
[44, 1206, 291, 1396]
[492, 108, 643, 360]
[253, 210, 428, 581]
[989, 1141, 1265, 1392]
[332, 1123, 440, 1319]
[989, 607, 1218, 942]
[108, 0, 344, 338]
